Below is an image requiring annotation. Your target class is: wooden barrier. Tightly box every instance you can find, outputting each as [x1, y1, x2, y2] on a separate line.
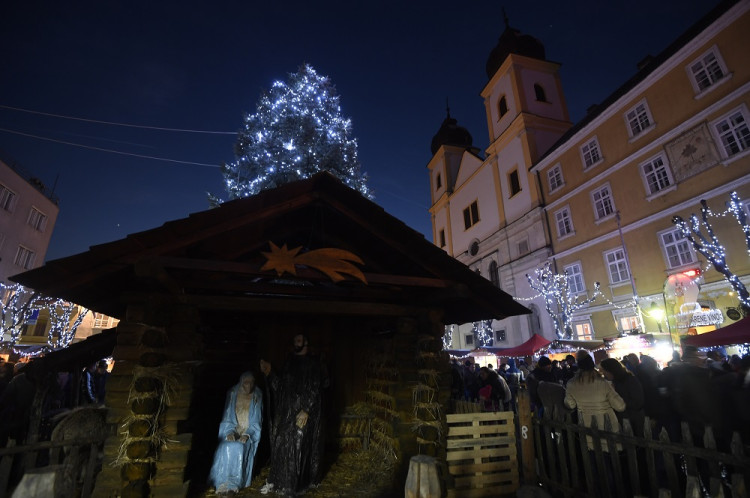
[532, 411, 750, 498]
[445, 410, 519, 497]
[0, 437, 105, 498]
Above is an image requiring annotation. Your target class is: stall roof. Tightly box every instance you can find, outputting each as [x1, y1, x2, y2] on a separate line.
[683, 316, 750, 348]
[12, 173, 529, 325]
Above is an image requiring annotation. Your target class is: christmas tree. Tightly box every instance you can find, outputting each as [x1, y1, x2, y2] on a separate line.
[214, 64, 371, 202]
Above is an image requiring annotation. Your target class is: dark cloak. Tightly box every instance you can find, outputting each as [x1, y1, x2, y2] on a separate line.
[267, 353, 328, 493]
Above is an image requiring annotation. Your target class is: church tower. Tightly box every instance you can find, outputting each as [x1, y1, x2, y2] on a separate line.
[428, 14, 572, 348]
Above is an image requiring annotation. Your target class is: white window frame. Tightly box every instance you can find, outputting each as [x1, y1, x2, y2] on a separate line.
[687, 45, 729, 95]
[604, 247, 630, 285]
[27, 207, 48, 232]
[624, 99, 654, 139]
[0, 184, 16, 212]
[572, 318, 594, 341]
[612, 308, 641, 334]
[554, 205, 574, 238]
[14, 245, 36, 270]
[564, 262, 586, 295]
[639, 153, 674, 197]
[658, 227, 697, 270]
[591, 184, 615, 221]
[547, 164, 564, 193]
[710, 105, 750, 160]
[93, 313, 114, 328]
[580, 137, 603, 170]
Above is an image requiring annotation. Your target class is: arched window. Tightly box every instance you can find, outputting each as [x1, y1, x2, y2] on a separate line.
[498, 96, 508, 117]
[528, 304, 542, 334]
[489, 260, 499, 287]
[534, 84, 547, 102]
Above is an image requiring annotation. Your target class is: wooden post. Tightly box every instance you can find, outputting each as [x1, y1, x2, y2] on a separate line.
[516, 388, 535, 484]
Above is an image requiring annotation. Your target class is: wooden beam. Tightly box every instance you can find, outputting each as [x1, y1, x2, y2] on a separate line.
[122, 292, 419, 316]
[146, 256, 454, 289]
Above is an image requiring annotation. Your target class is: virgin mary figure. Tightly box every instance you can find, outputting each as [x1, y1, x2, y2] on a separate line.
[208, 371, 263, 494]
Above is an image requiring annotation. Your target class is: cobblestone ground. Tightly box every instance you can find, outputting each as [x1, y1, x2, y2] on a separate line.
[203, 449, 396, 497]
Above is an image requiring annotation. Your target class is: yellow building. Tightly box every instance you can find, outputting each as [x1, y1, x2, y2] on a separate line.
[430, 0, 750, 352]
[531, 0, 750, 348]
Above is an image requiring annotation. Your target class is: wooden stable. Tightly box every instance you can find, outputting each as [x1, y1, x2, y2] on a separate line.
[12, 173, 529, 497]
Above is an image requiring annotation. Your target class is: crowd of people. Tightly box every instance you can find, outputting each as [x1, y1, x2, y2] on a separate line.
[451, 345, 750, 450]
[0, 357, 110, 447]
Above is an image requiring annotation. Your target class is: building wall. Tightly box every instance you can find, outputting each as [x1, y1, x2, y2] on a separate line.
[532, 1, 750, 341]
[0, 159, 59, 283]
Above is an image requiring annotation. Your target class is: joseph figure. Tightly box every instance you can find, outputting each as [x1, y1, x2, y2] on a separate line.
[260, 333, 328, 495]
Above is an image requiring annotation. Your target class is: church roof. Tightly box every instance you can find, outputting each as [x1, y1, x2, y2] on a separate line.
[12, 173, 529, 324]
[485, 18, 546, 79]
[430, 110, 473, 155]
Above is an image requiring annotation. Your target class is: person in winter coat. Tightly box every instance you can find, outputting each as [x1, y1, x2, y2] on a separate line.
[600, 358, 646, 436]
[478, 367, 511, 411]
[564, 355, 626, 451]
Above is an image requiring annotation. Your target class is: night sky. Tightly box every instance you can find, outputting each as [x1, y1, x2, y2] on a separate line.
[0, 0, 722, 262]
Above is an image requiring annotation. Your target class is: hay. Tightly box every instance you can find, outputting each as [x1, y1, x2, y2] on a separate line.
[206, 449, 397, 497]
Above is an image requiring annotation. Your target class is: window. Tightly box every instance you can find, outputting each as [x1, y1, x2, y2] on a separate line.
[554, 206, 574, 237]
[604, 248, 630, 284]
[547, 164, 564, 192]
[495, 329, 506, 342]
[499, 96, 508, 117]
[509, 169, 521, 196]
[564, 263, 585, 294]
[625, 100, 653, 137]
[660, 228, 696, 268]
[574, 321, 593, 341]
[436, 173, 442, 190]
[517, 239, 529, 256]
[489, 260, 499, 287]
[14, 245, 36, 270]
[93, 313, 114, 328]
[712, 107, 750, 158]
[581, 137, 602, 169]
[534, 84, 547, 102]
[641, 155, 673, 195]
[465, 334, 474, 346]
[619, 315, 640, 333]
[27, 207, 48, 232]
[688, 47, 726, 92]
[439, 229, 446, 248]
[591, 184, 615, 220]
[0, 184, 16, 212]
[463, 201, 479, 229]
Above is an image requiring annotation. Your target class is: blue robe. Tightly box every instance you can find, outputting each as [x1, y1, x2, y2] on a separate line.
[208, 380, 263, 492]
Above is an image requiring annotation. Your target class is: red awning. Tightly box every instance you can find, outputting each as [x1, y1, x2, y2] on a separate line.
[683, 316, 750, 348]
[485, 333, 552, 357]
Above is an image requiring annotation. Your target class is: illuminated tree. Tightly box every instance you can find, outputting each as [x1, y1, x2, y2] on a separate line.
[672, 191, 750, 310]
[0, 283, 89, 354]
[213, 64, 371, 203]
[526, 262, 601, 340]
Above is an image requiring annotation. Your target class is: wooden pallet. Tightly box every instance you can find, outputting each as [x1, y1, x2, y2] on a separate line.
[446, 411, 518, 497]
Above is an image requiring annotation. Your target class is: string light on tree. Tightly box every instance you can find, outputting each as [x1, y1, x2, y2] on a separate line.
[443, 324, 455, 349]
[0, 282, 89, 354]
[45, 299, 89, 350]
[472, 320, 493, 347]
[211, 64, 371, 204]
[526, 262, 601, 340]
[672, 191, 750, 310]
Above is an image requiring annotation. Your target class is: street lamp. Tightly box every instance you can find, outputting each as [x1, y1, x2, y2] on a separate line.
[648, 302, 664, 334]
